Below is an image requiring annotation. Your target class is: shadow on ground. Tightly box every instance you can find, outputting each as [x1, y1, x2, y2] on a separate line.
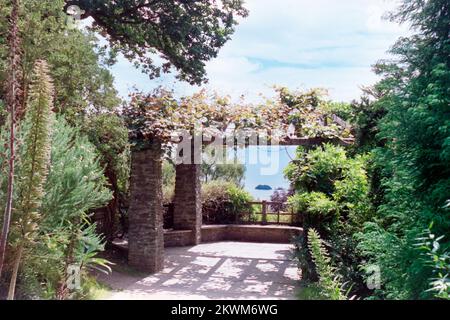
[95, 241, 301, 300]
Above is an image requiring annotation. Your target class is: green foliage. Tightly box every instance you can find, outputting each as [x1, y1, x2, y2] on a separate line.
[0, 0, 121, 123]
[0, 0, 133, 242]
[162, 161, 176, 205]
[66, 0, 249, 85]
[83, 113, 130, 197]
[285, 144, 370, 221]
[289, 192, 337, 217]
[202, 180, 253, 224]
[355, 0, 450, 300]
[41, 118, 112, 227]
[227, 184, 253, 214]
[286, 144, 372, 295]
[285, 144, 348, 194]
[201, 151, 246, 187]
[13, 61, 54, 241]
[0, 1, 125, 242]
[349, 93, 387, 154]
[162, 161, 176, 188]
[0, 116, 112, 299]
[416, 225, 450, 299]
[33, 117, 111, 298]
[322, 102, 354, 122]
[306, 229, 347, 300]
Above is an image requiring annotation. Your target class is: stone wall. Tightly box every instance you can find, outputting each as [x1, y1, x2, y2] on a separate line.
[173, 164, 202, 245]
[128, 145, 164, 273]
[201, 225, 228, 243]
[201, 225, 303, 244]
[164, 230, 193, 247]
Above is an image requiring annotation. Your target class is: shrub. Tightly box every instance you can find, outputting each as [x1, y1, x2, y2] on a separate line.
[416, 225, 450, 300]
[286, 144, 372, 296]
[270, 188, 294, 212]
[34, 118, 112, 299]
[6, 61, 54, 299]
[202, 181, 253, 224]
[306, 228, 347, 300]
[162, 185, 174, 205]
[0, 117, 112, 299]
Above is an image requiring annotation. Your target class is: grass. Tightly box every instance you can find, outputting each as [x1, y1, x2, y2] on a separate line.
[79, 276, 114, 300]
[247, 213, 293, 224]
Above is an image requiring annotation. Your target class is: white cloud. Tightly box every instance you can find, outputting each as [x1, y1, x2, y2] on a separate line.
[109, 0, 410, 102]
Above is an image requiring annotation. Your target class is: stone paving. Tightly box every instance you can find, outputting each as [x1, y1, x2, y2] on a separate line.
[96, 241, 301, 300]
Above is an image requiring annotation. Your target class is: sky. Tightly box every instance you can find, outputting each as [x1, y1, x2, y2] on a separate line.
[108, 0, 409, 103]
[105, 0, 410, 199]
[236, 146, 298, 200]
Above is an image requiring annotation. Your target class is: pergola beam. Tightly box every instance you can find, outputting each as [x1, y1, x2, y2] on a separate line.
[171, 135, 355, 147]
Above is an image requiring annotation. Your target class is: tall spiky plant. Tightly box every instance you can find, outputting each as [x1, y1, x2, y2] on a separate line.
[307, 228, 348, 300]
[0, 0, 23, 280]
[7, 60, 54, 300]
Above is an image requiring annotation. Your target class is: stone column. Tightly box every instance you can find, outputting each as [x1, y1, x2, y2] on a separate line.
[128, 143, 164, 273]
[173, 164, 202, 245]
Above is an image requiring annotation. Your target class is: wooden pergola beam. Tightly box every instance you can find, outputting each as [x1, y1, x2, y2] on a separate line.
[172, 135, 355, 147]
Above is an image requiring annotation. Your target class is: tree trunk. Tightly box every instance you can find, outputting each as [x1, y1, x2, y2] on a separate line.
[0, 118, 15, 279]
[0, 0, 21, 280]
[7, 244, 23, 300]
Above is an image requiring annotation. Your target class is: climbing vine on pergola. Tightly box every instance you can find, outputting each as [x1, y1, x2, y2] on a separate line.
[122, 87, 354, 151]
[121, 87, 354, 274]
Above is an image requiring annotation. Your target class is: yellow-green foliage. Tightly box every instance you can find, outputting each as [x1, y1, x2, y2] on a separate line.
[2, 60, 55, 299]
[307, 228, 347, 300]
[14, 60, 54, 240]
[202, 180, 254, 224]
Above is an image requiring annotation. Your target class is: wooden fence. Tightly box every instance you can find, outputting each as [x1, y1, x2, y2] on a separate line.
[237, 201, 296, 226]
[163, 201, 297, 228]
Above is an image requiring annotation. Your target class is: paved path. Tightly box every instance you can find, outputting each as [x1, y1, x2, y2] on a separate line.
[96, 241, 300, 300]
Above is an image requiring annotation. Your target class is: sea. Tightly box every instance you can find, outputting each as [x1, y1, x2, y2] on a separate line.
[230, 146, 298, 201]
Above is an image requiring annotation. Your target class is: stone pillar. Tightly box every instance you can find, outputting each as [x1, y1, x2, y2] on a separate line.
[128, 143, 164, 273]
[173, 163, 202, 245]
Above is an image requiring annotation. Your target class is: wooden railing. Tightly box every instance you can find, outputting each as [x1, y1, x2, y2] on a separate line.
[163, 201, 297, 228]
[237, 201, 296, 226]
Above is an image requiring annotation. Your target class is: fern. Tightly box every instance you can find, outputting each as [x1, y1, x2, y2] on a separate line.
[416, 224, 450, 300]
[307, 228, 348, 300]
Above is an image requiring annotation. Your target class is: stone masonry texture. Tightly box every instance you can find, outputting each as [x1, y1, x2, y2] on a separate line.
[128, 145, 164, 273]
[173, 164, 202, 245]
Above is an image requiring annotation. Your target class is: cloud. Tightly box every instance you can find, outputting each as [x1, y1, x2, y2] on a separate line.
[109, 0, 410, 102]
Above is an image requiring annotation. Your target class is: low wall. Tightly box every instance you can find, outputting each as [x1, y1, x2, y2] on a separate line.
[112, 225, 303, 252]
[164, 229, 193, 247]
[165, 225, 303, 247]
[201, 225, 303, 244]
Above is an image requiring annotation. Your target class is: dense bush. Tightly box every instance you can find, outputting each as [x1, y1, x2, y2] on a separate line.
[0, 60, 112, 298]
[270, 188, 294, 212]
[286, 144, 372, 295]
[300, 229, 348, 300]
[353, 0, 450, 300]
[0, 0, 126, 242]
[0, 116, 112, 299]
[202, 181, 254, 224]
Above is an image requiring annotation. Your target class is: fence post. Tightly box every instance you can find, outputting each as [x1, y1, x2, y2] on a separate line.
[262, 201, 268, 225]
[277, 207, 280, 224]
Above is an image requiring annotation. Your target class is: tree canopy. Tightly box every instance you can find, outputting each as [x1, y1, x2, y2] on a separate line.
[64, 0, 249, 85]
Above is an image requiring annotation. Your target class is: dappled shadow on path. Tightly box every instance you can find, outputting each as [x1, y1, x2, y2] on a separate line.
[96, 242, 301, 300]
